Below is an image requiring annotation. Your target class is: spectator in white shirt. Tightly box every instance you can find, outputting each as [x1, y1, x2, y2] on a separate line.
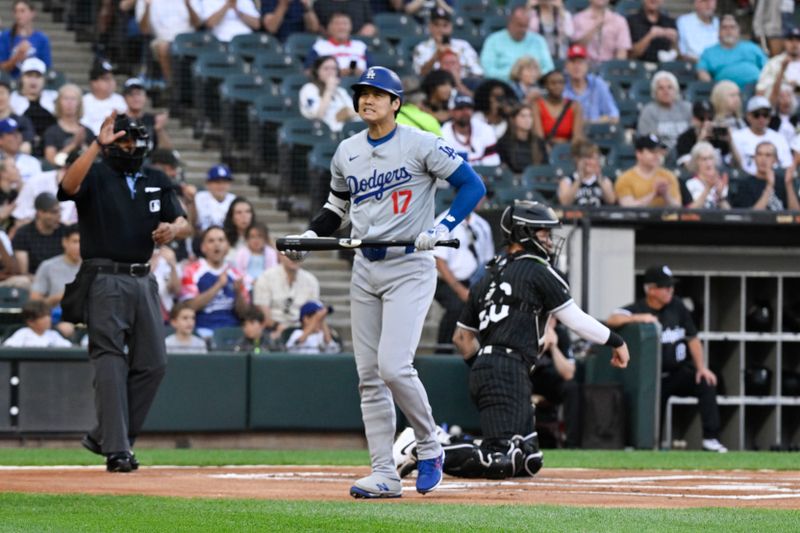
[412, 8, 483, 80]
[3, 300, 72, 348]
[0, 117, 41, 182]
[757, 26, 800, 106]
[194, 164, 236, 231]
[676, 0, 719, 63]
[9, 57, 56, 155]
[81, 60, 127, 135]
[285, 299, 341, 354]
[305, 12, 368, 76]
[136, 0, 201, 85]
[441, 94, 501, 167]
[299, 55, 359, 133]
[732, 96, 793, 175]
[190, 0, 260, 43]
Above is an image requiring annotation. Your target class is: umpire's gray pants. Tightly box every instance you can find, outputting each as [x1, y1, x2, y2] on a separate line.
[86, 272, 167, 454]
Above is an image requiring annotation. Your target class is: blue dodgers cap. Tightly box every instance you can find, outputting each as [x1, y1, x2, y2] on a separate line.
[0, 117, 20, 134]
[207, 164, 233, 181]
[299, 299, 334, 320]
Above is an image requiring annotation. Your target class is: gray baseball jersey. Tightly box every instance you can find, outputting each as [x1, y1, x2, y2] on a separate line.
[330, 125, 463, 240]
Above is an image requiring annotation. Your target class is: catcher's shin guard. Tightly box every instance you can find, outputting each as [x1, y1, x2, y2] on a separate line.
[441, 440, 517, 479]
[512, 432, 544, 476]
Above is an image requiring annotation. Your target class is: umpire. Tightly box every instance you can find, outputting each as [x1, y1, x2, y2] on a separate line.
[450, 200, 629, 478]
[58, 111, 191, 472]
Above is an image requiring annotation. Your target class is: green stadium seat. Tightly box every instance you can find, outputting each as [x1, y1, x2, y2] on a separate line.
[435, 186, 456, 216]
[0, 287, 29, 326]
[455, 0, 507, 27]
[522, 164, 562, 186]
[308, 139, 341, 213]
[211, 327, 242, 351]
[284, 32, 320, 63]
[353, 35, 392, 55]
[599, 60, 649, 91]
[340, 121, 367, 139]
[607, 144, 637, 170]
[548, 143, 574, 166]
[478, 14, 508, 37]
[374, 13, 424, 44]
[248, 93, 299, 177]
[685, 80, 715, 103]
[615, 0, 641, 16]
[228, 33, 283, 61]
[368, 52, 412, 76]
[565, 0, 589, 11]
[628, 78, 653, 104]
[219, 73, 269, 162]
[585, 123, 624, 155]
[617, 99, 644, 130]
[659, 60, 697, 88]
[191, 51, 246, 134]
[44, 69, 66, 91]
[169, 32, 225, 113]
[280, 72, 311, 98]
[278, 118, 337, 204]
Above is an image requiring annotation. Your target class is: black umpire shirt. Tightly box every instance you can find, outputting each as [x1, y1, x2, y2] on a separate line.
[57, 160, 185, 263]
[620, 298, 697, 372]
[457, 252, 572, 362]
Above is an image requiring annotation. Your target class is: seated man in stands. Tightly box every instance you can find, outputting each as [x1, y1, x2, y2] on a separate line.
[676, 0, 719, 63]
[11, 192, 66, 280]
[305, 12, 369, 76]
[29, 224, 80, 339]
[730, 141, 799, 211]
[614, 134, 681, 208]
[441, 95, 500, 167]
[252, 253, 321, 341]
[136, 0, 200, 85]
[9, 58, 56, 155]
[0, 117, 41, 182]
[123, 78, 172, 152]
[81, 60, 127, 136]
[194, 164, 235, 232]
[180, 226, 248, 338]
[531, 318, 581, 448]
[285, 299, 341, 354]
[732, 96, 793, 176]
[191, 0, 260, 43]
[3, 300, 72, 348]
[413, 8, 483, 81]
[626, 0, 678, 63]
[261, 0, 320, 43]
[0, 79, 34, 153]
[607, 265, 727, 453]
[563, 44, 619, 126]
[697, 15, 766, 89]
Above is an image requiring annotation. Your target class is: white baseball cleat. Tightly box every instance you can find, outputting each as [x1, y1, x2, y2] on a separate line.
[702, 438, 728, 453]
[349, 473, 403, 499]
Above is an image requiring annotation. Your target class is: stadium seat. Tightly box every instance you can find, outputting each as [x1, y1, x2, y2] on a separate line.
[212, 327, 242, 351]
[452, 27, 484, 54]
[374, 13, 423, 44]
[565, 0, 589, 11]
[278, 118, 337, 206]
[615, 0, 641, 16]
[492, 180, 547, 207]
[247, 93, 299, 178]
[191, 52, 246, 136]
[685, 81, 715, 103]
[284, 32, 320, 63]
[353, 35, 392, 55]
[169, 32, 225, 114]
[617, 99, 644, 130]
[219, 73, 269, 164]
[399, 35, 426, 62]
[548, 143, 573, 166]
[368, 52, 412, 76]
[585, 123, 624, 155]
[659, 61, 696, 88]
[522, 164, 563, 186]
[456, 0, 507, 27]
[479, 14, 508, 37]
[280, 73, 311, 98]
[435, 186, 456, 216]
[44, 69, 66, 91]
[0, 287, 29, 326]
[252, 53, 301, 82]
[340, 121, 367, 139]
[741, 82, 756, 106]
[607, 144, 637, 170]
[628, 78, 653, 104]
[308, 139, 341, 212]
[228, 33, 282, 61]
[602, 164, 620, 180]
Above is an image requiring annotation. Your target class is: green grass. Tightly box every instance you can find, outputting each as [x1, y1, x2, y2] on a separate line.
[0, 493, 797, 533]
[1, 448, 798, 470]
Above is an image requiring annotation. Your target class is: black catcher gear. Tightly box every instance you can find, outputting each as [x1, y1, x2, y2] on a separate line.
[500, 200, 562, 261]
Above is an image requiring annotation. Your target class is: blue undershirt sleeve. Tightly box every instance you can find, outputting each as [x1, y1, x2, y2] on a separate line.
[441, 161, 486, 231]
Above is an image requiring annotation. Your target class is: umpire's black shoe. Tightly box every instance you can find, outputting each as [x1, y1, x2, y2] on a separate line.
[81, 434, 103, 456]
[106, 452, 134, 473]
[130, 452, 140, 471]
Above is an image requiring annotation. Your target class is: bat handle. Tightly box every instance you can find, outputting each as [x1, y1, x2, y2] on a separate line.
[436, 239, 460, 249]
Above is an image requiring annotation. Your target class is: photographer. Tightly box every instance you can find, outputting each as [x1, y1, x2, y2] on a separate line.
[676, 101, 739, 169]
[412, 8, 482, 80]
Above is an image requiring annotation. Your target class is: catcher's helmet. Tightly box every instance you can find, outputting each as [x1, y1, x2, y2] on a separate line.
[351, 66, 404, 112]
[102, 114, 150, 174]
[500, 200, 562, 260]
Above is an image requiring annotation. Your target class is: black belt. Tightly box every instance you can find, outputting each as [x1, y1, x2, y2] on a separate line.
[85, 260, 151, 277]
[477, 345, 524, 362]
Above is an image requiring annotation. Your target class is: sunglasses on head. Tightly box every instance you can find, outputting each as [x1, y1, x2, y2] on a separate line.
[751, 110, 770, 118]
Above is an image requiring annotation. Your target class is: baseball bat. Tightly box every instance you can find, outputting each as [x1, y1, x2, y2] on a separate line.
[276, 237, 460, 251]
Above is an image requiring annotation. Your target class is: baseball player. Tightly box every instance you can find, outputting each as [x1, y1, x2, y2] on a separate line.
[407, 201, 629, 479]
[284, 66, 486, 498]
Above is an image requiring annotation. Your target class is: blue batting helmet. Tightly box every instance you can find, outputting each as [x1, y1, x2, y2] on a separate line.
[351, 66, 404, 112]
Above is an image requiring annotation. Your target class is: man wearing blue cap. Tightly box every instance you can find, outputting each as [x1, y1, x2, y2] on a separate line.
[0, 117, 42, 182]
[194, 164, 235, 231]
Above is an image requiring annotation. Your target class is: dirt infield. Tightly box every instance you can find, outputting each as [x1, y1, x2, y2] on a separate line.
[2, 466, 800, 508]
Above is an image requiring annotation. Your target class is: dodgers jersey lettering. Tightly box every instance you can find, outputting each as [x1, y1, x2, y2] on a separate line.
[330, 125, 463, 240]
